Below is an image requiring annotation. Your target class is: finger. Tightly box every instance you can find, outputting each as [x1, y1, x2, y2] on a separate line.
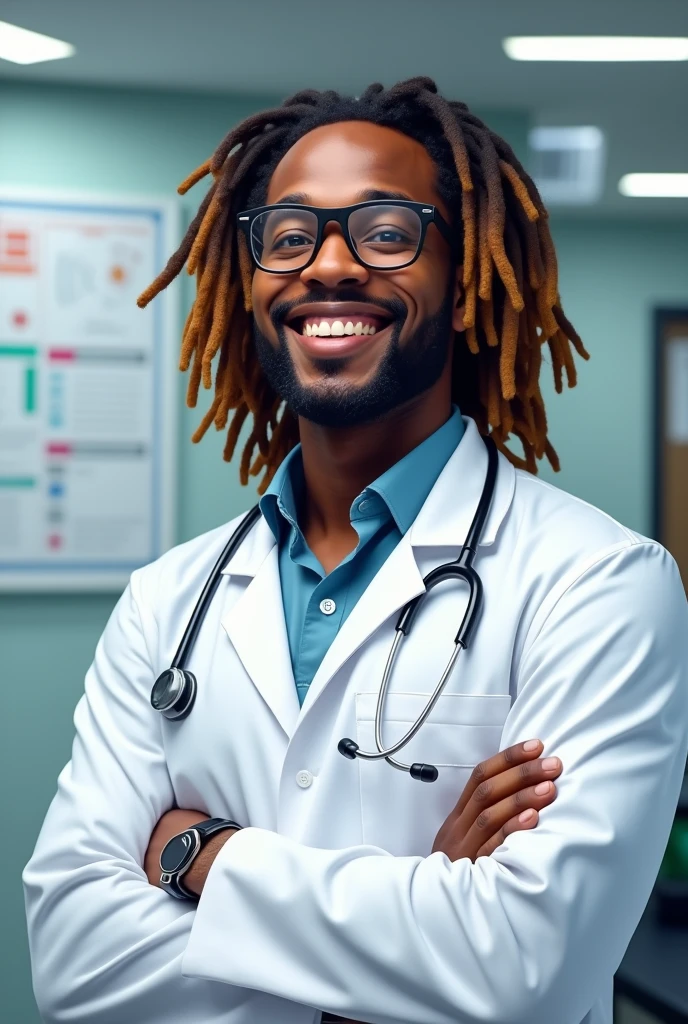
[464, 779, 558, 859]
[459, 753, 563, 830]
[452, 738, 544, 817]
[475, 808, 538, 859]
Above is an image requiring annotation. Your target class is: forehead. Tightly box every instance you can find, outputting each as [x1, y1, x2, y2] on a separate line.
[265, 120, 443, 209]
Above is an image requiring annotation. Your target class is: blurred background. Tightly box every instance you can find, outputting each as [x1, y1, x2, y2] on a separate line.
[0, 1, 686, 1021]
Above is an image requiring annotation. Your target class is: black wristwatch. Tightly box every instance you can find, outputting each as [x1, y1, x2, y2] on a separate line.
[159, 817, 243, 900]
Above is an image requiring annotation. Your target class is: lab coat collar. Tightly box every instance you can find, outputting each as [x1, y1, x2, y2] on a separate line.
[409, 415, 515, 550]
[221, 541, 301, 737]
[220, 415, 514, 578]
[219, 511, 276, 578]
[218, 417, 515, 736]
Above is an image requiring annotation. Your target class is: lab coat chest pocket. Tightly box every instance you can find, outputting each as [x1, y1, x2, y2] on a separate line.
[355, 692, 512, 856]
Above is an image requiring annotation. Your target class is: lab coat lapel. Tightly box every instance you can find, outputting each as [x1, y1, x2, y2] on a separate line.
[220, 515, 300, 738]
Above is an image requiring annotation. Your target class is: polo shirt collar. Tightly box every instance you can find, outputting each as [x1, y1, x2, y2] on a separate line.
[259, 445, 304, 543]
[363, 406, 464, 534]
[260, 406, 464, 541]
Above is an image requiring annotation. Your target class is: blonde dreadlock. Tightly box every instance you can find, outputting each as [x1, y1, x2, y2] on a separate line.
[138, 76, 589, 492]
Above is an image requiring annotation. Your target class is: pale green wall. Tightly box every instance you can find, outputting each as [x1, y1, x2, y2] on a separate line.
[0, 81, 284, 1024]
[1, 81, 685, 1023]
[539, 216, 687, 533]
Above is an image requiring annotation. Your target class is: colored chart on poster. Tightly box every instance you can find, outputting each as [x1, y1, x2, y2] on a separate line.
[0, 190, 178, 591]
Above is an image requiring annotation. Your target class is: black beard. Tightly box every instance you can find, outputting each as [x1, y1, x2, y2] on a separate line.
[253, 290, 455, 429]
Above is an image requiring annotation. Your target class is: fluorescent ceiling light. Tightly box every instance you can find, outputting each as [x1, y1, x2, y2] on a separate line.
[503, 36, 688, 62]
[0, 19, 75, 65]
[619, 174, 688, 198]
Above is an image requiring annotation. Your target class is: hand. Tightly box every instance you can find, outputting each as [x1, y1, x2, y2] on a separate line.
[432, 739, 562, 862]
[143, 808, 209, 888]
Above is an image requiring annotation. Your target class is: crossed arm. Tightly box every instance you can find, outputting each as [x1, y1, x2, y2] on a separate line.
[24, 542, 688, 1024]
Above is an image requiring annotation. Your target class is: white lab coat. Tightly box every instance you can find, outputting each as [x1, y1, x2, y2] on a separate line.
[23, 417, 688, 1024]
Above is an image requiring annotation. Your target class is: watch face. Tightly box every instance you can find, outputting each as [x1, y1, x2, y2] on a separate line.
[160, 831, 199, 873]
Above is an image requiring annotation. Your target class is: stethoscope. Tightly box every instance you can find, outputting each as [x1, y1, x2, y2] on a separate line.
[151, 434, 498, 784]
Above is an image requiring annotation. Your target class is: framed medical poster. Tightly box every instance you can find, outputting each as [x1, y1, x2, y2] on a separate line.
[0, 188, 179, 592]
[653, 307, 688, 596]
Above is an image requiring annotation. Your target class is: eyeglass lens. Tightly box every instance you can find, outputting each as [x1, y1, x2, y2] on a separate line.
[250, 205, 423, 271]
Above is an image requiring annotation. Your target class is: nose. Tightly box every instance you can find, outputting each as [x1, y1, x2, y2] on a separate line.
[300, 222, 369, 290]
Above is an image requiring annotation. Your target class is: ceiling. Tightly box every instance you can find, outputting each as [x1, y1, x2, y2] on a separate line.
[0, 0, 686, 217]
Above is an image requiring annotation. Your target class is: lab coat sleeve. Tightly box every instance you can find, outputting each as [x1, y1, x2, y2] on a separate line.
[182, 540, 688, 1024]
[22, 574, 246, 1023]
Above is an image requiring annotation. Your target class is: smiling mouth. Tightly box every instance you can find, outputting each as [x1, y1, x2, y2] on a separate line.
[286, 313, 392, 337]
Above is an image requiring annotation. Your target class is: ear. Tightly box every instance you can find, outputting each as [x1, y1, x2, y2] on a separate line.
[452, 264, 466, 333]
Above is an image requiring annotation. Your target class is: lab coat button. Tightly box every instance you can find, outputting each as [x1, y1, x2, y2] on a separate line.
[319, 598, 336, 615]
[296, 770, 314, 788]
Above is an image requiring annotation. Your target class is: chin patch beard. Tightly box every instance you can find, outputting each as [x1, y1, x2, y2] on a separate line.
[253, 292, 455, 429]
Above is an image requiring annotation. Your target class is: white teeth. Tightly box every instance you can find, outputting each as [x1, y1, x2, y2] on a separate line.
[302, 319, 378, 337]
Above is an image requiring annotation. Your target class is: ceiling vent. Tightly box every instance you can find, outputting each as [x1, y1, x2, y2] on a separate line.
[528, 126, 606, 205]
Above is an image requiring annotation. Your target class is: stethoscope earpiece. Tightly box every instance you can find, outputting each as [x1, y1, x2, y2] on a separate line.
[410, 763, 438, 783]
[338, 738, 438, 782]
[150, 668, 197, 720]
[337, 738, 359, 759]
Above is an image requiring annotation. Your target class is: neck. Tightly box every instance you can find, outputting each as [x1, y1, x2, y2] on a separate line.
[298, 376, 453, 538]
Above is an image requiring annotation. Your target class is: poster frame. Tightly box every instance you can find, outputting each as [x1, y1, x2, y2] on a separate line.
[0, 185, 180, 593]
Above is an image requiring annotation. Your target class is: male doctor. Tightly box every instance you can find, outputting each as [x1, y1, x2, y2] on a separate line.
[24, 78, 688, 1024]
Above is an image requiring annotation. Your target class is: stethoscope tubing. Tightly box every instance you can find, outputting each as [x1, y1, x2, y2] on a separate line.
[173, 504, 262, 670]
[151, 434, 499, 785]
[337, 435, 499, 779]
[149, 504, 261, 720]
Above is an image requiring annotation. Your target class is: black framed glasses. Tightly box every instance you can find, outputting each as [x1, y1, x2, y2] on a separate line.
[236, 200, 455, 274]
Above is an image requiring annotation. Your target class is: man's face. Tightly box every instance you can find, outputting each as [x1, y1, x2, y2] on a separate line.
[251, 120, 464, 427]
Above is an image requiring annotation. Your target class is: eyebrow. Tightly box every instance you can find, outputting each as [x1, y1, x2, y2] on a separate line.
[275, 188, 417, 206]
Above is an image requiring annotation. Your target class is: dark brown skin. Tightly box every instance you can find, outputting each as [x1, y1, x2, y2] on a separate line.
[252, 121, 466, 571]
[144, 122, 562, 1023]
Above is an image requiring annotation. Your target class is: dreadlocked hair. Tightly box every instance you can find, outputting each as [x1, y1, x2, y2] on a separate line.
[137, 76, 589, 492]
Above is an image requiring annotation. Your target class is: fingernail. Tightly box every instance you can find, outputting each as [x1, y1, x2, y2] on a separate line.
[535, 781, 551, 795]
[542, 757, 559, 771]
[519, 809, 535, 822]
[523, 739, 540, 751]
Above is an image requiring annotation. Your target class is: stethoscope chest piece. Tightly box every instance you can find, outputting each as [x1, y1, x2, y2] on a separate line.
[150, 668, 197, 720]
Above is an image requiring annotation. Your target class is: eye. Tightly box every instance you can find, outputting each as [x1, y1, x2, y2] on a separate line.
[365, 226, 411, 244]
[274, 232, 313, 249]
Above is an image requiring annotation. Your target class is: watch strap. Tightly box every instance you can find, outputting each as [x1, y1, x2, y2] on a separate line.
[193, 817, 243, 839]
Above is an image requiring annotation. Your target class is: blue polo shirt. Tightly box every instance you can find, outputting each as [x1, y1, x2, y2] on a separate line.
[259, 408, 464, 706]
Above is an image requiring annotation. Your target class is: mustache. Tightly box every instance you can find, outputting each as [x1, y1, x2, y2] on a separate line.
[269, 289, 408, 328]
